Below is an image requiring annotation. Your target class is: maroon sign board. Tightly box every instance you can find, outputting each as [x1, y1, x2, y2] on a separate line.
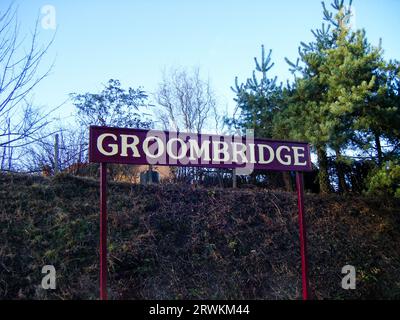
[89, 125, 312, 300]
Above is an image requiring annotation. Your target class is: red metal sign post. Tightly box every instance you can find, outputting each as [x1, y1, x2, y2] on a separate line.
[100, 162, 108, 300]
[296, 172, 309, 300]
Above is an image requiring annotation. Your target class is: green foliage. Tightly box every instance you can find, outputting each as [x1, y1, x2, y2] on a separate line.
[227, 45, 282, 138]
[71, 79, 152, 128]
[226, 0, 400, 195]
[366, 161, 400, 198]
[273, 0, 400, 194]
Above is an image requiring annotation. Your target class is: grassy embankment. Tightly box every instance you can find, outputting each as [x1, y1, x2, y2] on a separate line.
[0, 172, 399, 299]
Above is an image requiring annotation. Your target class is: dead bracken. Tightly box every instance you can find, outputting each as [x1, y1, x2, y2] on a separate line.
[0, 172, 399, 299]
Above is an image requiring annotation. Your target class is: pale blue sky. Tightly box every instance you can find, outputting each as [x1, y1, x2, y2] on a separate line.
[2, 0, 400, 127]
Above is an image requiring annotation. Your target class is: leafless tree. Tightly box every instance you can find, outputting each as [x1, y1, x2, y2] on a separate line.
[155, 67, 218, 134]
[20, 124, 87, 174]
[0, 4, 54, 170]
[155, 67, 228, 183]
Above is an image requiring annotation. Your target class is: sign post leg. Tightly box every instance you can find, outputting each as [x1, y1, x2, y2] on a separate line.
[100, 162, 108, 300]
[296, 171, 309, 300]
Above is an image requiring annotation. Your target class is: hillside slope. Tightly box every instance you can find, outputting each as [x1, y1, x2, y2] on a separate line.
[0, 173, 399, 299]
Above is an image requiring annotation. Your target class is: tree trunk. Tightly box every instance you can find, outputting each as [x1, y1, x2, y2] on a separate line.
[316, 145, 331, 194]
[251, 172, 257, 185]
[374, 132, 383, 165]
[282, 171, 293, 191]
[335, 148, 347, 194]
[216, 169, 223, 188]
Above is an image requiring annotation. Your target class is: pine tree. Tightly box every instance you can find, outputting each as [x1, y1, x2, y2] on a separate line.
[228, 45, 282, 138]
[320, 0, 400, 187]
[227, 45, 289, 189]
[319, 1, 379, 192]
[275, 0, 399, 194]
[275, 11, 337, 193]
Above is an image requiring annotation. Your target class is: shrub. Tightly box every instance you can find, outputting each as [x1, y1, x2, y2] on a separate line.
[366, 161, 400, 199]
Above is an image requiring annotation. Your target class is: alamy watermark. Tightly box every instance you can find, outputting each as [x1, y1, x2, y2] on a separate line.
[341, 265, 356, 290]
[41, 265, 56, 290]
[41, 5, 56, 30]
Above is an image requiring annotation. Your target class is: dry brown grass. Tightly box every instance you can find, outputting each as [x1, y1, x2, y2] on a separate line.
[0, 172, 399, 300]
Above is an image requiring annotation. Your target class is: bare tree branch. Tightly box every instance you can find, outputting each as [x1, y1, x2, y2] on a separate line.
[154, 66, 217, 134]
[0, 4, 56, 170]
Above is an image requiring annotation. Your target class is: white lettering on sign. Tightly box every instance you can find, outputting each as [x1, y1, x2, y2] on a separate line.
[188, 140, 211, 162]
[276, 146, 291, 165]
[248, 144, 256, 164]
[293, 146, 307, 166]
[90, 127, 312, 171]
[143, 136, 164, 158]
[212, 141, 230, 162]
[232, 142, 247, 164]
[95, 133, 308, 166]
[97, 133, 118, 156]
[167, 138, 187, 160]
[120, 134, 140, 157]
[258, 144, 274, 164]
